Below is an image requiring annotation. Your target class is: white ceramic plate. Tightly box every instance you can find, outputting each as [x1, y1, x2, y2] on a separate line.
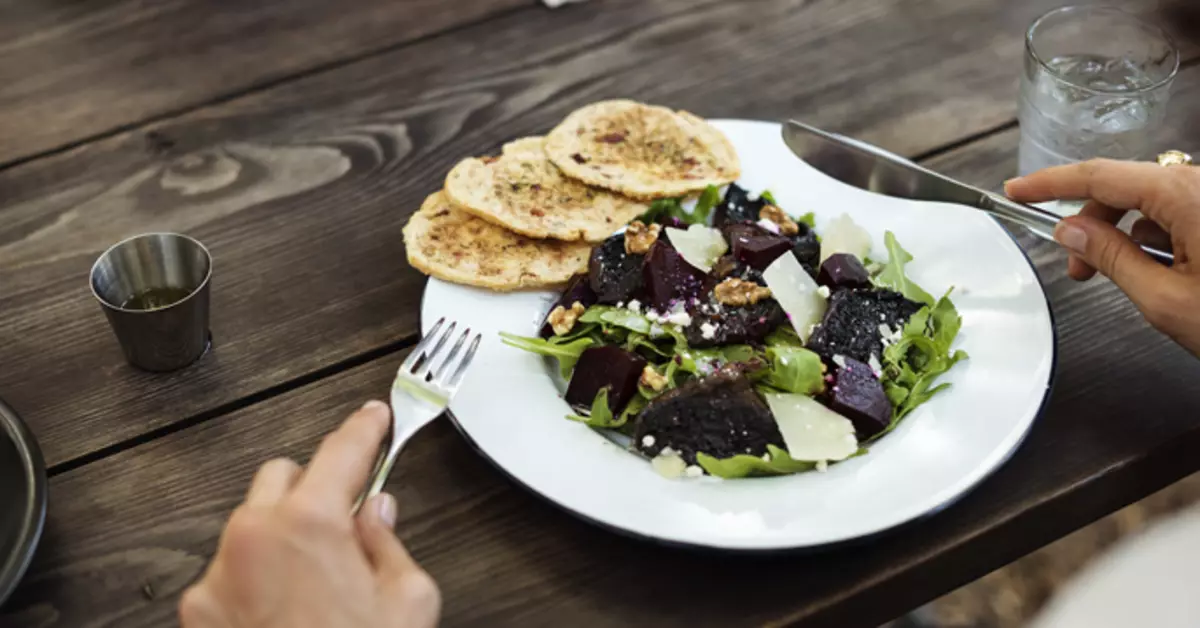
[420, 120, 1055, 551]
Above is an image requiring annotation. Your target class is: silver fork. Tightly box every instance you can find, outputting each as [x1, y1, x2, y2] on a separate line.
[354, 317, 481, 512]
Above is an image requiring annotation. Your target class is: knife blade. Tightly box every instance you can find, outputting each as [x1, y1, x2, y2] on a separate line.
[781, 119, 1174, 263]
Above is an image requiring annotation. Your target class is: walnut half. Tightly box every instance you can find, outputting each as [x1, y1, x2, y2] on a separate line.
[547, 301, 586, 336]
[640, 365, 669, 392]
[759, 204, 800, 236]
[624, 220, 661, 254]
[713, 278, 772, 307]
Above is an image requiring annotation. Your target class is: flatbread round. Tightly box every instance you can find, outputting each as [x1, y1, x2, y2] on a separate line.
[544, 100, 741, 199]
[445, 137, 647, 242]
[403, 191, 591, 291]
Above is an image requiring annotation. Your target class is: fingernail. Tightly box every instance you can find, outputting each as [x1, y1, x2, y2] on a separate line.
[1055, 221, 1088, 254]
[374, 493, 398, 528]
[1003, 177, 1022, 195]
[362, 399, 389, 413]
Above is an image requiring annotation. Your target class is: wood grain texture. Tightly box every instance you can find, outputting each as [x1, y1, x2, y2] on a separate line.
[0, 0, 528, 166]
[5, 296, 1200, 628]
[2, 0, 1152, 468]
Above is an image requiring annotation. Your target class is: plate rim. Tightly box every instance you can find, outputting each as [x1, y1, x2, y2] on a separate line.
[0, 398, 48, 604]
[419, 118, 1058, 551]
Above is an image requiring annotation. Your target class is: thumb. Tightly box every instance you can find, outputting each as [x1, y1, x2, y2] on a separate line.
[357, 493, 442, 627]
[1054, 215, 1174, 311]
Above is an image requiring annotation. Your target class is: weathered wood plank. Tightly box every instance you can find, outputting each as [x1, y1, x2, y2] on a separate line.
[0, 0, 528, 165]
[3, 0, 1178, 468]
[5, 283, 1200, 628]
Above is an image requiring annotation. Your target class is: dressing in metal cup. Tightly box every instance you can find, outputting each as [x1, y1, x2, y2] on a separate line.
[89, 233, 212, 372]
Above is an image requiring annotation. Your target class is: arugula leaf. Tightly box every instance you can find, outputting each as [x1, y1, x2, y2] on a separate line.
[760, 190, 778, 205]
[677, 345, 757, 375]
[798, 211, 816, 229]
[638, 197, 694, 226]
[697, 445, 817, 478]
[762, 346, 825, 395]
[875, 231, 935, 306]
[764, 324, 804, 348]
[567, 388, 646, 429]
[876, 291, 968, 437]
[499, 332, 595, 378]
[692, 185, 721, 224]
[579, 305, 652, 334]
[567, 388, 618, 427]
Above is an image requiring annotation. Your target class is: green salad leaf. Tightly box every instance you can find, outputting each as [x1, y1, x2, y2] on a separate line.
[567, 388, 646, 429]
[878, 291, 968, 435]
[764, 324, 804, 348]
[697, 445, 817, 478]
[579, 305, 652, 335]
[692, 185, 721, 225]
[762, 346, 825, 395]
[798, 211, 816, 229]
[499, 332, 595, 378]
[875, 231, 935, 306]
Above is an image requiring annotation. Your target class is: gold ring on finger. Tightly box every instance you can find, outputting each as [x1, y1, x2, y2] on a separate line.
[1157, 150, 1193, 167]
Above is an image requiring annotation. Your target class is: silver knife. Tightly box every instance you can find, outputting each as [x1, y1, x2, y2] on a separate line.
[781, 119, 1174, 263]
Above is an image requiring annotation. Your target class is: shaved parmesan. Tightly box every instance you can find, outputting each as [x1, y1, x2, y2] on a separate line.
[763, 253, 827, 342]
[665, 225, 727, 272]
[820, 213, 872, 262]
[763, 393, 859, 462]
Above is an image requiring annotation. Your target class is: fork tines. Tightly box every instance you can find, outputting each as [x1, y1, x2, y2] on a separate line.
[402, 317, 481, 389]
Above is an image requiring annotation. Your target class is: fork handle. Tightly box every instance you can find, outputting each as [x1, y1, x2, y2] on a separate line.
[352, 423, 420, 514]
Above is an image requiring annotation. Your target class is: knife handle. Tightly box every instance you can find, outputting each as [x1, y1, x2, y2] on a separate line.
[980, 192, 1174, 264]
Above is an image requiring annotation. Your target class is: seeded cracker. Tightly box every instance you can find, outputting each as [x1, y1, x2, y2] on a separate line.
[403, 191, 591, 291]
[544, 100, 741, 199]
[445, 137, 648, 242]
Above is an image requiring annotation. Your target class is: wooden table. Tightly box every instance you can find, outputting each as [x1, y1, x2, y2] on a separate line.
[2, 1, 1199, 626]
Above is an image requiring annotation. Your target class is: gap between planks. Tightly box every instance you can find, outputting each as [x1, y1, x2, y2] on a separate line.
[0, 3, 535, 174]
[44, 334, 420, 478]
[31, 17, 1200, 479]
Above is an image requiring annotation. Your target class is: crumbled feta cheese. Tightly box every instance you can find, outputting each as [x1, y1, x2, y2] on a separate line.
[756, 218, 781, 234]
[649, 324, 665, 336]
[700, 322, 719, 340]
[641, 435, 656, 448]
[878, 323, 902, 346]
[645, 310, 663, 323]
[817, 285, 831, 298]
[684, 465, 704, 478]
[868, 353, 883, 375]
[665, 310, 692, 327]
[616, 301, 625, 309]
[762, 453, 771, 462]
[816, 460, 829, 473]
[626, 299, 642, 314]
[832, 354, 847, 369]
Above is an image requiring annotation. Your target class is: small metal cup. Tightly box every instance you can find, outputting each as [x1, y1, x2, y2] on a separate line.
[89, 233, 213, 372]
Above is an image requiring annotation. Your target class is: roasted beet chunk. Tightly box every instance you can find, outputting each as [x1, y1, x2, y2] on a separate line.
[589, 234, 644, 304]
[817, 253, 871, 290]
[634, 370, 784, 464]
[723, 223, 793, 270]
[685, 298, 786, 347]
[712, 184, 766, 229]
[829, 358, 891, 438]
[565, 346, 647, 414]
[642, 241, 706, 311]
[539, 274, 598, 338]
[806, 289, 924, 363]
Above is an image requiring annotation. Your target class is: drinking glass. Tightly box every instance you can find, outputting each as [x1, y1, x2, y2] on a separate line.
[1018, 6, 1179, 176]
